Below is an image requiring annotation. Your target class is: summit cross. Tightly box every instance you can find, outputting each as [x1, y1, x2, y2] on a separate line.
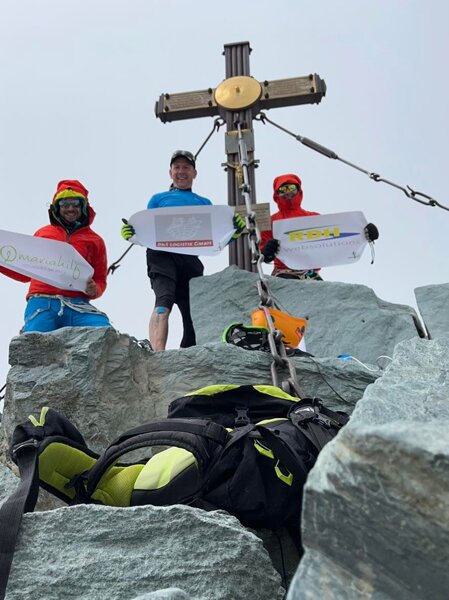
[155, 41, 326, 271]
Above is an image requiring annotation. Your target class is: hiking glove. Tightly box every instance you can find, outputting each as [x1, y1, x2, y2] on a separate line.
[364, 223, 379, 242]
[121, 223, 136, 242]
[233, 213, 246, 233]
[231, 213, 246, 239]
[261, 238, 280, 263]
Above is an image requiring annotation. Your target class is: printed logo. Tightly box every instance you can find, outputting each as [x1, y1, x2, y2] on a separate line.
[285, 226, 359, 243]
[0, 244, 18, 263]
[0, 243, 81, 280]
[155, 214, 213, 248]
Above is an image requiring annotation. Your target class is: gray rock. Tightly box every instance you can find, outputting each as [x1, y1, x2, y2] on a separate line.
[0, 325, 379, 591]
[131, 591, 190, 600]
[6, 504, 284, 600]
[191, 266, 424, 363]
[415, 283, 449, 338]
[2, 328, 378, 449]
[0, 462, 18, 504]
[288, 337, 449, 600]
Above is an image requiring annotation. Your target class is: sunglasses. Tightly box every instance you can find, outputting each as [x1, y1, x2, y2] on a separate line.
[58, 198, 82, 208]
[277, 184, 298, 194]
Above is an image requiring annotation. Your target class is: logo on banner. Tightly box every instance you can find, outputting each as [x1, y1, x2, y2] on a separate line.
[285, 226, 359, 243]
[0, 245, 17, 263]
[155, 214, 213, 248]
[0, 243, 81, 279]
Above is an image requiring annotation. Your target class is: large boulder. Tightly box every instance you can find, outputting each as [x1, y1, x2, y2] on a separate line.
[287, 337, 449, 599]
[415, 283, 449, 338]
[2, 327, 378, 450]
[1, 326, 376, 583]
[191, 266, 424, 363]
[5, 504, 284, 600]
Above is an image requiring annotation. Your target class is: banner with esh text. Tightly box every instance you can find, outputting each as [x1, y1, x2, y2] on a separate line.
[0, 229, 94, 292]
[128, 205, 236, 255]
[273, 211, 369, 269]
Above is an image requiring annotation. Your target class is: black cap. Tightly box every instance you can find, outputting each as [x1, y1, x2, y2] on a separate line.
[170, 150, 196, 168]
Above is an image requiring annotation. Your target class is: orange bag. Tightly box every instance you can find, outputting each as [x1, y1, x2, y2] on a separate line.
[251, 308, 307, 348]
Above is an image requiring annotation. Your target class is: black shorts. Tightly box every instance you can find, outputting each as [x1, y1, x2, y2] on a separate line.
[146, 249, 204, 309]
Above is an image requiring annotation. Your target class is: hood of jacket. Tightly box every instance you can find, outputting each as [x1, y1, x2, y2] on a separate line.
[272, 174, 303, 212]
[48, 179, 96, 229]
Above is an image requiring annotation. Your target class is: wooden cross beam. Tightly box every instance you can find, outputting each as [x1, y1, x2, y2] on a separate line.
[154, 41, 326, 272]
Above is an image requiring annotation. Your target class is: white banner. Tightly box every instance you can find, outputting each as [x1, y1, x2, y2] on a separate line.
[273, 211, 368, 269]
[0, 229, 94, 292]
[128, 205, 236, 255]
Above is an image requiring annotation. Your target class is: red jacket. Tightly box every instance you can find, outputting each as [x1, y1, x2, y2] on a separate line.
[261, 174, 319, 271]
[0, 204, 107, 300]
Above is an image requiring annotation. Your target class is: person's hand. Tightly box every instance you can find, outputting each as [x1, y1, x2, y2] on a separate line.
[121, 222, 136, 242]
[364, 223, 379, 242]
[85, 277, 97, 297]
[261, 238, 280, 263]
[232, 212, 246, 238]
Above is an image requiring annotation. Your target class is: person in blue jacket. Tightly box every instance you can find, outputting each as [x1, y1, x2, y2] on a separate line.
[122, 150, 244, 351]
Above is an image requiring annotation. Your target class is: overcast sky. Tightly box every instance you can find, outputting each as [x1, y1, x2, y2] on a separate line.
[1, 1, 448, 393]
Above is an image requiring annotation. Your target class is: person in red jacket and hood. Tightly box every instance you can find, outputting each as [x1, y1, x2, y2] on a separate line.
[260, 173, 379, 280]
[0, 180, 111, 332]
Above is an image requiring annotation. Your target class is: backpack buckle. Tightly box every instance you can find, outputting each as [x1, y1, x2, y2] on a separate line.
[289, 405, 316, 425]
[314, 414, 332, 428]
[11, 439, 40, 457]
[235, 407, 250, 427]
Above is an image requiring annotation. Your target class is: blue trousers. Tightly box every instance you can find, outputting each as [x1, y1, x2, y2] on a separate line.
[23, 296, 111, 332]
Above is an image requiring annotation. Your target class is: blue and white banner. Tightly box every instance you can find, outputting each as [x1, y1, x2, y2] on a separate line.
[0, 229, 94, 291]
[273, 211, 369, 269]
[128, 205, 236, 255]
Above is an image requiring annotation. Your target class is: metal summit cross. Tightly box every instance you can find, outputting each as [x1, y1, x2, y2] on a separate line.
[154, 41, 326, 272]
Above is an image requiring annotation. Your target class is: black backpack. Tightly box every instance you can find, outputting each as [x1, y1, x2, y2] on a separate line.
[0, 384, 348, 599]
[166, 384, 348, 528]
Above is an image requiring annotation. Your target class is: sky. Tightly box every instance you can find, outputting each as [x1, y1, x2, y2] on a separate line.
[1, 0, 448, 393]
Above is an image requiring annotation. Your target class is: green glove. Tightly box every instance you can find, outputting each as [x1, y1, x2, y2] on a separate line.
[232, 212, 246, 239]
[121, 222, 136, 242]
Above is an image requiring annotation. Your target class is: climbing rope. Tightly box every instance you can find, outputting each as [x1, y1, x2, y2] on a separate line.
[235, 121, 304, 398]
[255, 112, 448, 213]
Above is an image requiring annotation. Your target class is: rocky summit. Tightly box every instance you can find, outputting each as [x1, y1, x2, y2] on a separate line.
[1, 269, 448, 599]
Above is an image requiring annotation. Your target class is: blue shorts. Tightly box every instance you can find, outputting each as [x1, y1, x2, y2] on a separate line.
[23, 296, 111, 333]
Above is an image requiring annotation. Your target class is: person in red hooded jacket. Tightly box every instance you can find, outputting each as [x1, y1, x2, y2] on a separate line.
[0, 180, 111, 332]
[260, 173, 379, 280]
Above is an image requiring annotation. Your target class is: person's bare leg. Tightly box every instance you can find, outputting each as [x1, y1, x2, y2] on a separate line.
[149, 306, 170, 351]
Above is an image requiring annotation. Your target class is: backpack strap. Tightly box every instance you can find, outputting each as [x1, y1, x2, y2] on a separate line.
[85, 419, 229, 501]
[254, 424, 311, 481]
[0, 440, 40, 600]
[0, 407, 93, 599]
[289, 400, 349, 452]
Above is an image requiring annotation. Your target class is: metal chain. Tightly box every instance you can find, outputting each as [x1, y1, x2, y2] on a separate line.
[255, 112, 448, 213]
[235, 122, 304, 398]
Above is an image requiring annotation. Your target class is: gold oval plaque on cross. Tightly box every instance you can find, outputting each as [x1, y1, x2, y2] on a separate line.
[214, 76, 262, 110]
